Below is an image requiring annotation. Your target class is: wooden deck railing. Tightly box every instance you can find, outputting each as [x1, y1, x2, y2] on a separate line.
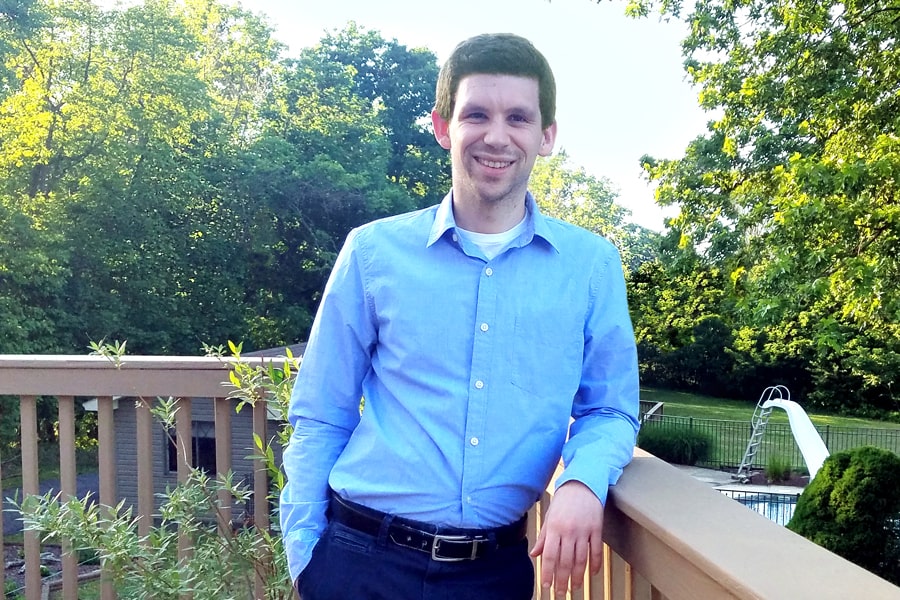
[1, 355, 899, 600]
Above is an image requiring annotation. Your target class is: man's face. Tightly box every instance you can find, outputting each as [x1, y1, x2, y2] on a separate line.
[432, 74, 556, 208]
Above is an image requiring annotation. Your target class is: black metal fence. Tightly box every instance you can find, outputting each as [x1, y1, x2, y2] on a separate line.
[719, 490, 801, 526]
[640, 415, 900, 473]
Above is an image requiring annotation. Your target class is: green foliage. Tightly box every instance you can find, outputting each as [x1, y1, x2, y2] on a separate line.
[637, 423, 713, 465]
[628, 260, 753, 397]
[0, 3, 439, 354]
[21, 470, 290, 599]
[88, 339, 127, 368]
[620, 0, 900, 415]
[4, 578, 24, 600]
[787, 446, 900, 584]
[305, 22, 449, 206]
[531, 151, 628, 239]
[1, 395, 20, 451]
[19, 342, 298, 598]
[765, 455, 791, 483]
[220, 340, 299, 491]
[531, 151, 661, 270]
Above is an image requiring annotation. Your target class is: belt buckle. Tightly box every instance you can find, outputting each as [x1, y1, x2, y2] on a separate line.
[431, 534, 479, 562]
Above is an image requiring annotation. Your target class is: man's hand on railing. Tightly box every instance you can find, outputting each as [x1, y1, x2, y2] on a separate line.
[530, 480, 604, 596]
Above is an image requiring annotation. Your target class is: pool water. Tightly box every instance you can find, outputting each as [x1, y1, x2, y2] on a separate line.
[719, 490, 800, 526]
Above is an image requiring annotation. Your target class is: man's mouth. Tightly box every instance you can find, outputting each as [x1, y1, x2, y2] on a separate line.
[476, 157, 513, 169]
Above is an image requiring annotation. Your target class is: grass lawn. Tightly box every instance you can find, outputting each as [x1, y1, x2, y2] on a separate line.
[641, 387, 900, 431]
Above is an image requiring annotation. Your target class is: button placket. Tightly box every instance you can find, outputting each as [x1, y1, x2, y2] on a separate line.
[461, 259, 497, 522]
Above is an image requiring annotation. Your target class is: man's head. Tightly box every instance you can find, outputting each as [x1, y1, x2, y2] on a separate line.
[435, 33, 556, 130]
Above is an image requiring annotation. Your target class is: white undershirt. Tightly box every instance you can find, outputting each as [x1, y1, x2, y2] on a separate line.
[456, 215, 528, 260]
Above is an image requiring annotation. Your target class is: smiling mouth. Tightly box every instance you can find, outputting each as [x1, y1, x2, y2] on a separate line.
[476, 157, 513, 169]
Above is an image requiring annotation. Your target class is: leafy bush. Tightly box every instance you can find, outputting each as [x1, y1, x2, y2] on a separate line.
[19, 341, 299, 599]
[5, 579, 24, 600]
[765, 455, 792, 483]
[787, 446, 900, 584]
[637, 424, 712, 465]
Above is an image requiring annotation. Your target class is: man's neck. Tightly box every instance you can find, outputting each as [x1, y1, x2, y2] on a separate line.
[451, 191, 527, 234]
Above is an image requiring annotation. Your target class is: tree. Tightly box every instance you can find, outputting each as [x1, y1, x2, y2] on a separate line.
[628, 0, 900, 412]
[788, 446, 900, 584]
[531, 151, 627, 238]
[627, 258, 739, 395]
[0, 0, 286, 353]
[301, 22, 449, 206]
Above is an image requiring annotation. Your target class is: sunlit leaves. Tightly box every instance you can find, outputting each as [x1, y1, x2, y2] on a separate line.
[630, 0, 900, 411]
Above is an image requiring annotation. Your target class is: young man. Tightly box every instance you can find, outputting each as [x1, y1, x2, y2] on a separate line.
[280, 33, 640, 599]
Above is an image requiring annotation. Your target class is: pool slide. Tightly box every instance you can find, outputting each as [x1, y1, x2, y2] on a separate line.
[762, 399, 830, 480]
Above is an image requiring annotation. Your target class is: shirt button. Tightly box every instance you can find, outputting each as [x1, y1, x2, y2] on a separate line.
[474, 380, 484, 389]
[485, 267, 493, 276]
[452, 233, 459, 242]
[480, 323, 489, 332]
[470, 437, 479, 446]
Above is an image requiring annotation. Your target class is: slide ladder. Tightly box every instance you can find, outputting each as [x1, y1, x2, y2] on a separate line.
[734, 385, 790, 482]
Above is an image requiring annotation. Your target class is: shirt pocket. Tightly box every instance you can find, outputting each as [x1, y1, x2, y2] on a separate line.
[510, 306, 583, 400]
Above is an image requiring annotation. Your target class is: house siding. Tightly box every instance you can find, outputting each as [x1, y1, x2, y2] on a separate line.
[114, 396, 285, 517]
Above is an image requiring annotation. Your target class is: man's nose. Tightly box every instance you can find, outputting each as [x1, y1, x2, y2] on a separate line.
[482, 118, 510, 147]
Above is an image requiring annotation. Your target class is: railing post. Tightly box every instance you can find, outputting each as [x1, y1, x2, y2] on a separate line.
[214, 397, 233, 537]
[174, 397, 194, 600]
[136, 397, 154, 540]
[97, 395, 117, 600]
[20, 395, 41, 600]
[58, 396, 78, 600]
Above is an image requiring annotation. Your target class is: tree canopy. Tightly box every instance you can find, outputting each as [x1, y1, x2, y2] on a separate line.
[0, 1, 646, 361]
[6, 0, 897, 418]
[0, 1, 438, 353]
[625, 0, 900, 413]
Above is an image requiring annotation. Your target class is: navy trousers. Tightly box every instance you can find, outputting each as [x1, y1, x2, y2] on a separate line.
[296, 519, 535, 600]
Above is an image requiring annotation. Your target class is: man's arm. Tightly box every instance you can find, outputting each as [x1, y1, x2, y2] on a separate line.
[530, 244, 640, 593]
[279, 229, 376, 583]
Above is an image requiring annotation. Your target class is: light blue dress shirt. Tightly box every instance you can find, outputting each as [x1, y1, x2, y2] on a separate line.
[279, 192, 640, 582]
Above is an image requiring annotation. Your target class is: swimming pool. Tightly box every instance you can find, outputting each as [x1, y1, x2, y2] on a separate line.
[719, 489, 801, 526]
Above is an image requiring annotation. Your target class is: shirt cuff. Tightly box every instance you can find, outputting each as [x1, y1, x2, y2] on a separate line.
[554, 462, 623, 506]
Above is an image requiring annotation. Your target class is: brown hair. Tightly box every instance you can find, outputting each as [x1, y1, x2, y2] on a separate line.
[435, 33, 556, 129]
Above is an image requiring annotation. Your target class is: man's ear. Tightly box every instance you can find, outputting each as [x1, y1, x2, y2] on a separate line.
[539, 121, 558, 157]
[432, 110, 451, 150]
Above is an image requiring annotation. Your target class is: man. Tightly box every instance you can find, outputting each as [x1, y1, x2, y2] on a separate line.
[280, 33, 639, 599]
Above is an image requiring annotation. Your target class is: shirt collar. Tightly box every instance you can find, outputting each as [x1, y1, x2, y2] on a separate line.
[427, 192, 561, 252]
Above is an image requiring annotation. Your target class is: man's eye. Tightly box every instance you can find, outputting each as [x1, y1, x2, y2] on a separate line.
[466, 112, 486, 120]
[509, 114, 527, 123]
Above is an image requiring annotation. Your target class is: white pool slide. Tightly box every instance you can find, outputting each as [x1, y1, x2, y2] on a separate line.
[762, 399, 830, 480]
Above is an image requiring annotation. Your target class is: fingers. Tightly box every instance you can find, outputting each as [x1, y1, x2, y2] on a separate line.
[553, 537, 577, 595]
[571, 538, 589, 589]
[533, 529, 590, 593]
[529, 526, 546, 558]
[589, 533, 604, 576]
[531, 481, 605, 593]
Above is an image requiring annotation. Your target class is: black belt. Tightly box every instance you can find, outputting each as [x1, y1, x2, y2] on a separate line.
[328, 493, 527, 562]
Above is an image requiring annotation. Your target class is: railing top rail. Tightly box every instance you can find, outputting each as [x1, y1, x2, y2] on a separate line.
[607, 448, 899, 600]
[0, 354, 290, 397]
[0, 354, 288, 369]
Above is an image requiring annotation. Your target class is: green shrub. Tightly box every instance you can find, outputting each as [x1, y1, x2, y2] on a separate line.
[19, 341, 299, 599]
[5, 580, 24, 600]
[637, 424, 713, 465]
[787, 446, 900, 584]
[765, 455, 791, 483]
